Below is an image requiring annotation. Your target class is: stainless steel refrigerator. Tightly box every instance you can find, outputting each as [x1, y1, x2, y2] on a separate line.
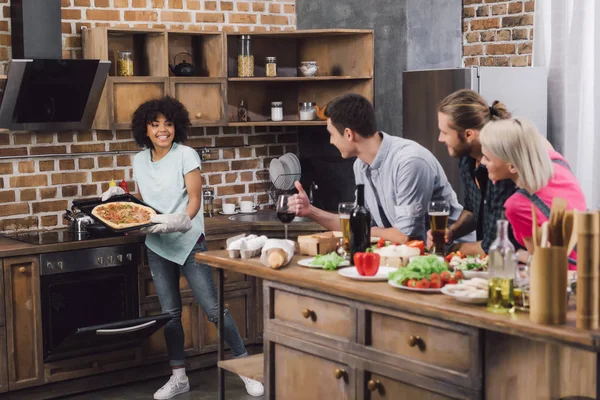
[402, 66, 547, 203]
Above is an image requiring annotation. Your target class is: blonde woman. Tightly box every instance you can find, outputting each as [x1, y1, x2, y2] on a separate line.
[479, 118, 586, 269]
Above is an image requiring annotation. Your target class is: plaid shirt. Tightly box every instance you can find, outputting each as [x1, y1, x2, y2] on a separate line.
[459, 156, 521, 253]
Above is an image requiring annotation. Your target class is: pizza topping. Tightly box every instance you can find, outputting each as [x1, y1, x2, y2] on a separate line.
[93, 202, 154, 226]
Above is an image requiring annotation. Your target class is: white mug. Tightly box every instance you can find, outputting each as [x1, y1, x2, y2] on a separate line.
[239, 201, 255, 213]
[222, 203, 236, 214]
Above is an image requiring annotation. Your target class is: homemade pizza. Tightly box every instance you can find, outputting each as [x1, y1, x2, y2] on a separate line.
[92, 202, 156, 230]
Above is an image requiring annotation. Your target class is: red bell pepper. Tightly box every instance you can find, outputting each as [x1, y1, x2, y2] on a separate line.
[406, 240, 425, 255]
[353, 252, 380, 276]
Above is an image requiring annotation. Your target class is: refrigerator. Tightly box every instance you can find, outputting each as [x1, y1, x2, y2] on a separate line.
[402, 66, 548, 203]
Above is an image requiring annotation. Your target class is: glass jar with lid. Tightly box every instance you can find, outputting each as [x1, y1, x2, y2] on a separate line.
[265, 56, 277, 77]
[299, 102, 316, 121]
[117, 50, 134, 76]
[271, 101, 283, 122]
[237, 35, 254, 77]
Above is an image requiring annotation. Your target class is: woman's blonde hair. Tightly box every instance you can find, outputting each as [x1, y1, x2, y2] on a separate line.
[438, 89, 511, 135]
[480, 118, 553, 194]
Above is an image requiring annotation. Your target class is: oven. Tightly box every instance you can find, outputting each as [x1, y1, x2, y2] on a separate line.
[40, 244, 170, 362]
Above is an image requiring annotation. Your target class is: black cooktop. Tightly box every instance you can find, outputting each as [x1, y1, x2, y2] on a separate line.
[3, 230, 95, 245]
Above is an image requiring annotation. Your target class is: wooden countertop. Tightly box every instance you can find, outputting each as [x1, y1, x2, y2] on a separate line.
[195, 251, 600, 352]
[0, 213, 323, 258]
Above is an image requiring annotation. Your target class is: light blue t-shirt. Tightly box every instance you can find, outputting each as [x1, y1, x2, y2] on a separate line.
[133, 143, 204, 265]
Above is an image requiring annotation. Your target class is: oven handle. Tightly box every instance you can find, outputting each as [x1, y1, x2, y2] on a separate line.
[95, 320, 156, 335]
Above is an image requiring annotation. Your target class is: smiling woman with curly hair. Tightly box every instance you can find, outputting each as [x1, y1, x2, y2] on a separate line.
[131, 96, 190, 149]
[101, 96, 264, 400]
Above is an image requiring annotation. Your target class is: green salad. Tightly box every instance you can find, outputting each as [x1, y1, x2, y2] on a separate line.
[311, 252, 346, 271]
[388, 255, 449, 283]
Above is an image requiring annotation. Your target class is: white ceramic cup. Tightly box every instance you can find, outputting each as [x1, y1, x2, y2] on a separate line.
[239, 201, 255, 213]
[222, 203, 236, 214]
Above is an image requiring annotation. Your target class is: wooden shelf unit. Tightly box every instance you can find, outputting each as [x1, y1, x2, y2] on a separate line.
[217, 353, 264, 383]
[82, 28, 373, 129]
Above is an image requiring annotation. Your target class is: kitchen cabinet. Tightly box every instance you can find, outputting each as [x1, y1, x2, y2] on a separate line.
[83, 28, 374, 129]
[199, 288, 253, 353]
[0, 329, 8, 393]
[3, 256, 44, 390]
[140, 297, 200, 362]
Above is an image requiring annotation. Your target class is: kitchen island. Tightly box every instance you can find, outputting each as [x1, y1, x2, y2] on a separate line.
[196, 251, 599, 400]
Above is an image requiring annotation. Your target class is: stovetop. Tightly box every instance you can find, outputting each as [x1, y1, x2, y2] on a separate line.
[2, 230, 96, 245]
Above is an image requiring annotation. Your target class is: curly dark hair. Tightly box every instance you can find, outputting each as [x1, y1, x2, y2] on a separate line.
[131, 96, 191, 149]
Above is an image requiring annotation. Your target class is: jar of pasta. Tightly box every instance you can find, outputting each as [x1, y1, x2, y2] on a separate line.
[237, 35, 254, 77]
[265, 56, 277, 77]
[117, 50, 134, 76]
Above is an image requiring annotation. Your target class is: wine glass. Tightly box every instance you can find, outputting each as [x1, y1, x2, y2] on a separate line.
[277, 194, 296, 240]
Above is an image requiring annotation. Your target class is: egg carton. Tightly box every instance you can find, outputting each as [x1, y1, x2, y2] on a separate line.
[226, 234, 264, 259]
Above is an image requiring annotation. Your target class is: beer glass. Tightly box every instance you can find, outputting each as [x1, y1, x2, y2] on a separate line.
[338, 202, 354, 259]
[429, 200, 449, 255]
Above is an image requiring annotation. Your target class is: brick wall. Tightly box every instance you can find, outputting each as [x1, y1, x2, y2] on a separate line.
[0, 0, 297, 232]
[462, 0, 534, 67]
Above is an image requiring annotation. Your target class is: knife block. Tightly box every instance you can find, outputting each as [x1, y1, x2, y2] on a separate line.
[529, 246, 568, 325]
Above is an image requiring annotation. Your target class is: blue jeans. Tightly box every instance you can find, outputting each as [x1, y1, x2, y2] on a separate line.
[147, 241, 248, 367]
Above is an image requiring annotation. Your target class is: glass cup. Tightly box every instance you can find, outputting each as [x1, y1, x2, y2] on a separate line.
[428, 200, 450, 255]
[513, 263, 530, 311]
[277, 194, 295, 240]
[338, 202, 355, 260]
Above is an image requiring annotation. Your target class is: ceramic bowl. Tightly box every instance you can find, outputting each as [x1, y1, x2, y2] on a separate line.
[299, 61, 318, 77]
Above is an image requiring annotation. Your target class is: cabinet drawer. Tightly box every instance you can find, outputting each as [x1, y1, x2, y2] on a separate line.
[273, 288, 353, 341]
[365, 372, 466, 400]
[366, 308, 481, 390]
[273, 343, 353, 400]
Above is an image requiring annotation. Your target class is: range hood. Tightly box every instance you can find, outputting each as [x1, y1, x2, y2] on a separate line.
[0, 0, 110, 131]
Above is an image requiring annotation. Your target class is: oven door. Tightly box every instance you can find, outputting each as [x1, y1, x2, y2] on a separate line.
[41, 264, 169, 362]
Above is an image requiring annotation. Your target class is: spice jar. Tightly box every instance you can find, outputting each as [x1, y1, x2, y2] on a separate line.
[117, 50, 134, 76]
[299, 102, 316, 121]
[265, 56, 277, 77]
[203, 189, 215, 217]
[237, 35, 254, 77]
[271, 101, 283, 122]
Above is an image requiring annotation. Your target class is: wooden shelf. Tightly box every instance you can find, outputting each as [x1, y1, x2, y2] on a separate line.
[218, 353, 264, 383]
[228, 121, 326, 127]
[228, 76, 372, 82]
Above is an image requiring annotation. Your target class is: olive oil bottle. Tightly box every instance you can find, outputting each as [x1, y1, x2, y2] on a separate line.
[487, 220, 516, 313]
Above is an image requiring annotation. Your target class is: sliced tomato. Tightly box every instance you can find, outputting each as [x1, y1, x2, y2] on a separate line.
[430, 272, 441, 282]
[429, 280, 442, 289]
[406, 279, 417, 288]
[416, 279, 430, 289]
[454, 270, 464, 281]
[455, 251, 466, 259]
[444, 252, 455, 263]
[406, 240, 425, 255]
[440, 270, 452, 282]
[447, 278, 458, 285]
[376, 238, 386, 248]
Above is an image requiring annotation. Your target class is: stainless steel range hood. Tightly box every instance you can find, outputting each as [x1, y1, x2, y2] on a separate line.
[0, 59, 110, 131]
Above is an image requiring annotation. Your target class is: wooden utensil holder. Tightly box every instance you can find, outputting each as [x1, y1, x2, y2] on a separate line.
[529, 246, 568, 325]
[576, 211, 600, 329]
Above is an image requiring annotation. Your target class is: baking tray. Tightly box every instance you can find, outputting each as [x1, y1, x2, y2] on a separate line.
[72, 194, 160, 233]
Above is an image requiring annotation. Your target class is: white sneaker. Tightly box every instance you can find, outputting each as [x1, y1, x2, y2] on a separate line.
[153, 375, 190, 400]
[240, 375, 264, 397]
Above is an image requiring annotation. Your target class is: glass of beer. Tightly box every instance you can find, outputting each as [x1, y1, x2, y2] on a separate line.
[429, 200, 449, 255]
[338, 202, 354, 259]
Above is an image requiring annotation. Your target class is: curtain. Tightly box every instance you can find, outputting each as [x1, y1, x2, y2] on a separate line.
[534, 0, 600, 207]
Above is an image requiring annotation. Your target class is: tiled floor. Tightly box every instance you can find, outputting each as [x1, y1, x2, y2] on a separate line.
[62, 367, 264, 400]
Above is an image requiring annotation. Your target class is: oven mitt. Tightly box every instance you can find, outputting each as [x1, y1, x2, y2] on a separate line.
[101, 186, 126, 201]
[140, 213, 192, 234]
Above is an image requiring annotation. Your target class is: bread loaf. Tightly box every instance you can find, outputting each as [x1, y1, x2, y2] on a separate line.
[267, 248, 287, 269]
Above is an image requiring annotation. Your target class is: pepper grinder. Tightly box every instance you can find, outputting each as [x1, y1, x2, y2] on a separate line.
[203, 189, 215, 217]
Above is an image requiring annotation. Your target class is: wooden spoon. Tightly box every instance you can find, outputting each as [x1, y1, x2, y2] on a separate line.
[565, 209, 579, 254]
[549, 197, 567, 246]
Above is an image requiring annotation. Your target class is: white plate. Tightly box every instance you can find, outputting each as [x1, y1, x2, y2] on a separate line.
[463, 270, 490, 279]
[338, 266, 397, 281]
[297, 257, 350, 269]
[219, 210, 238, 215]
[440, 285, 487, 304]
[280, 153, 301, 175]
[278, 157, 296, 190]
[238, 209, 258, 214]
[387, 279, 443, 293]
[269, 158, 287, 190]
